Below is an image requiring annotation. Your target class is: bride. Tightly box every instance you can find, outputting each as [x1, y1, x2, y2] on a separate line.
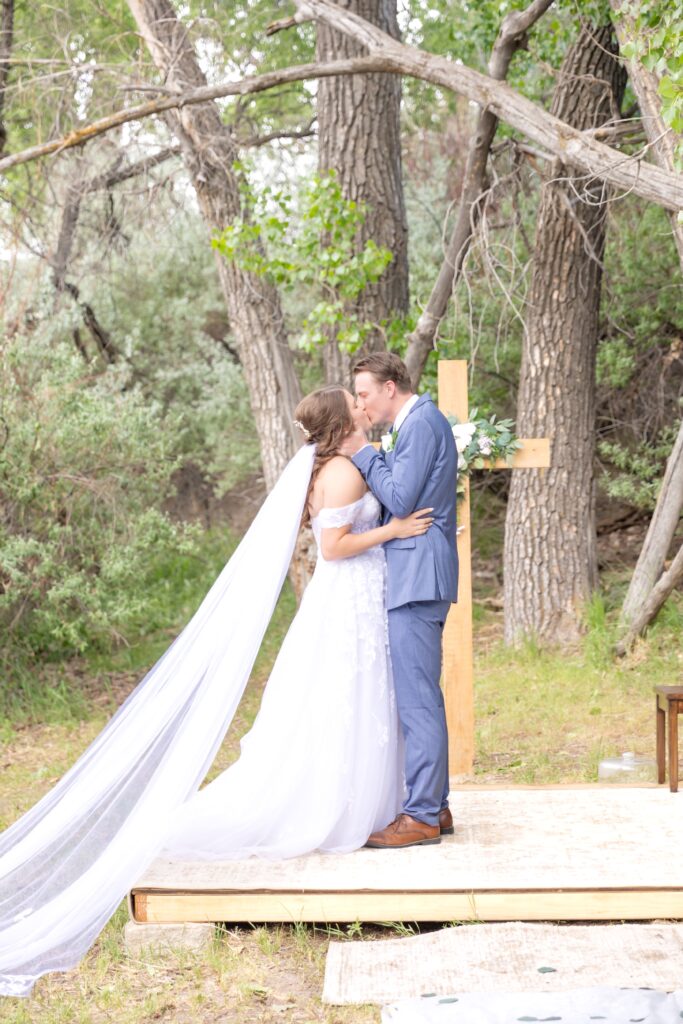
[0, 384, 432, 996]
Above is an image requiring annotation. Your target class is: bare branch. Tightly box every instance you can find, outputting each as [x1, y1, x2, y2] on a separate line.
[237, 124, 316, 148]
[0, 57, 378, 175]
[265, 16, 303, 36]
[0, 13, 679, 215]
[85, 145, 181, 192]
[405, 0, 555, 385]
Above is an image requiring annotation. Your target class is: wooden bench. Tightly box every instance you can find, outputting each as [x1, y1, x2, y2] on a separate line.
[655, 686, 683, 792]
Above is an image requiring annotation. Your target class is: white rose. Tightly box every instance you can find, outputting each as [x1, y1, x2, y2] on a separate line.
[452, 422, 476, 454]
[478, 435, 493, 456]
[381, 433, 394, 452]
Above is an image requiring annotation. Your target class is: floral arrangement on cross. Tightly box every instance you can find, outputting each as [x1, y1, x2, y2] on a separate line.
[448, 410, 521, 501]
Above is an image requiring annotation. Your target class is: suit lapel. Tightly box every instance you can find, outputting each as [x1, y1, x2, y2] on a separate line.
[393, 394, 432, 450]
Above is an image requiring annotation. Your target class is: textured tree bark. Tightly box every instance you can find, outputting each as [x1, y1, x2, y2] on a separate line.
[0, 0, 13, 155]
[617, 538, 683, 653]
[503, 23, 626, 647]
[316, 0, 408, 381]
[127, 0, 301, 490]
[50, 177, 121, 364]
[403, 0, 554, 389]
[619, 420, 683, 631]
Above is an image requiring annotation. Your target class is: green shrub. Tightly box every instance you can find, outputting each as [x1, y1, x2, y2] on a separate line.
[0, 326, 198, 662]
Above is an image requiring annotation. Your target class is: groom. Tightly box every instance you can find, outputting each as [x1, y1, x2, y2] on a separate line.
[342, 352, 459, 848]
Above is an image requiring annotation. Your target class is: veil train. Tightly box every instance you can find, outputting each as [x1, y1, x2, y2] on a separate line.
[0, 443, 316, 997]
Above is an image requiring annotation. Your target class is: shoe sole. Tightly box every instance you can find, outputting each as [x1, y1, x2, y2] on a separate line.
[364, 836, 441, 849]
[440, 826, 455, 835]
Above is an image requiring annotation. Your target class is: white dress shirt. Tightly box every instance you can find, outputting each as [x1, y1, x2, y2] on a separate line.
[392, 393, 419, 433]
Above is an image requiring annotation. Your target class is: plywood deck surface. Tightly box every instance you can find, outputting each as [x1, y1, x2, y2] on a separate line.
[131, 787, 683, 923]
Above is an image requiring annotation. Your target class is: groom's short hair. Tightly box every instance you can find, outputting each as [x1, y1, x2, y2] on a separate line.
[352, 352, 412, 394]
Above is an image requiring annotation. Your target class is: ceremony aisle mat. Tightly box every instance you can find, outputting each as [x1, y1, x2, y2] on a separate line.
[380, 987, 683, 1024]
[322, 922, 683, 1004]
[130, 787, 683, 924]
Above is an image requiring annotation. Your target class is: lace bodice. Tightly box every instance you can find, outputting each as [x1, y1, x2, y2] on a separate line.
[311, 490, 382, 550]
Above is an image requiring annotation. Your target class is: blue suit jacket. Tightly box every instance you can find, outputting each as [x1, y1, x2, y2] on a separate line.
[352, 394, 459, 611]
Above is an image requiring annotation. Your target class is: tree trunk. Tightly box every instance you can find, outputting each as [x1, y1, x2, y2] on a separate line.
[316, 0, 408, 381]
[616, 537, 683, 654]
[0, 0, 13, 156]
[609, 0, 683, 634]
[50, 173, 121, 364]
[619, 420, 683, 630]
[127, 0, 301, 490]
[403, 0, 553, 389]
[503, 23, 626, 647]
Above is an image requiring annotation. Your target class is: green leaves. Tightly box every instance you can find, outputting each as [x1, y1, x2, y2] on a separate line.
[615, 0, 683, 160]
[598, 424, 681, 510]
[213, 170, 394, 353]
[448, 410, 522, 500]
[0, 327, 197, 660]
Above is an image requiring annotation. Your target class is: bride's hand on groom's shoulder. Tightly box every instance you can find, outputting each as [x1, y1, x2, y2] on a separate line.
[389, 508, 434, 540]
[340, 428, 370, 457]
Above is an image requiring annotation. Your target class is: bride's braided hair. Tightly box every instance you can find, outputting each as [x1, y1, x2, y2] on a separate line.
[293, 385, 354, 527]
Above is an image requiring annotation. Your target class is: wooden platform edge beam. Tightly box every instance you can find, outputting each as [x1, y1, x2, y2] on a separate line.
[131, 889, 683, 924]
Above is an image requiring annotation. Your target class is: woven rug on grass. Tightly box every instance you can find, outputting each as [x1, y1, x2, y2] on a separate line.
[380, 986, 683, 1024]
[323, 922, 683, 1005]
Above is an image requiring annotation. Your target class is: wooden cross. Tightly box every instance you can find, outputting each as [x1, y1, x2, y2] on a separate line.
[438, 360, 550, 778]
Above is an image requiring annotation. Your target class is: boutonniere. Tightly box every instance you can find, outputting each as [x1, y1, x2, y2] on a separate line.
[381, 429, 399, 453]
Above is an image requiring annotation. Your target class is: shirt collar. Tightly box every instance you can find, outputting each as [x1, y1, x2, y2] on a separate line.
[393, 393, 419, 433]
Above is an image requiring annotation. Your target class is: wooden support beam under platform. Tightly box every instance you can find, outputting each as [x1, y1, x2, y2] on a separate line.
[130, 787, 683, 925]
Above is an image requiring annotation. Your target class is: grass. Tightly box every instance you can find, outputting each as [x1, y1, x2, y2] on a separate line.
[1, 528, 682, 1020]
[473, 589, 683, 784]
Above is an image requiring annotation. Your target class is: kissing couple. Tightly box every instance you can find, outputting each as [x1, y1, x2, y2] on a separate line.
[0, 352, 458, 996]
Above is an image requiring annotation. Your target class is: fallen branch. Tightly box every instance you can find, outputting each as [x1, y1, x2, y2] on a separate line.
[293, 0, 683, 212]
[616, 541, 683, 655]
[0, 26, 679, 213]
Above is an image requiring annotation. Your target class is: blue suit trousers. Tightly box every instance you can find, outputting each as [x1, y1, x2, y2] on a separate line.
[388, 600, 451, 825]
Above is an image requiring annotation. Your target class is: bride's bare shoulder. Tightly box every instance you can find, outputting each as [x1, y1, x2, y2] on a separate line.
[316, 456, 366, 509]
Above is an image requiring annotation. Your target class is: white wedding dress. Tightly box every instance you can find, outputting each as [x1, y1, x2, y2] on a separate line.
[0, 446, 403, 996]
[163, 490, 404, 860]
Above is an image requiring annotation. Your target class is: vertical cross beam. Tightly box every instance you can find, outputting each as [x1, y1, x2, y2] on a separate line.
[437, 360, 550, 778]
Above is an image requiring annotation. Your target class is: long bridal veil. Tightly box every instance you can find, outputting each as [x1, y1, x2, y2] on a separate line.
[0, 442, 316, 997]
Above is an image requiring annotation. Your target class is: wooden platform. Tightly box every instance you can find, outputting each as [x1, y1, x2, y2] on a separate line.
[130, 786, 683, 924]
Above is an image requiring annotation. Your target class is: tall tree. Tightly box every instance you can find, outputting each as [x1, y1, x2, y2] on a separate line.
[503, 22, 626, 646]
[0, 0, 12, 156]
[316, 0, 408, 381]
[127, 0, 301, 489]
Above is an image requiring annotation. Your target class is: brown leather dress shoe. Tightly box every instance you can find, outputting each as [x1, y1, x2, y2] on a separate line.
[365, 814, 441, 848]
[439, 806, 455, 835]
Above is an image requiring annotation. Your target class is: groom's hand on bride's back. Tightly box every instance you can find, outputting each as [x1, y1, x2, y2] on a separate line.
[389, 508, 434, 539]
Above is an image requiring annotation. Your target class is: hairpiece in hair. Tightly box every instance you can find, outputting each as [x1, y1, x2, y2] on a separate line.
[293, 419, 312, 439]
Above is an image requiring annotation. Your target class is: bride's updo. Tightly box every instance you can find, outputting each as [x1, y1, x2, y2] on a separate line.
[294, 386, 354, 526]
